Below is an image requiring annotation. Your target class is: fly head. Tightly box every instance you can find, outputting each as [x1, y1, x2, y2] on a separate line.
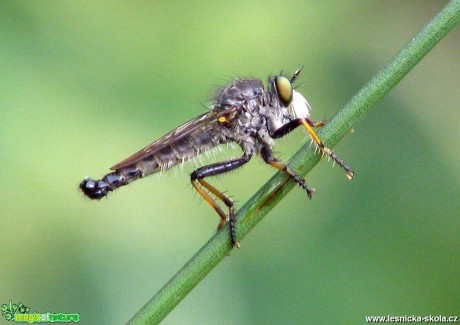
[269, 68, 312, 120]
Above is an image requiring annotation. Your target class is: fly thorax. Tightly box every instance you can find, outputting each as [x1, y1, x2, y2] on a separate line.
[236, 111, 252, 129]
[265, 106, 291, 132]
[250, 115, 265, 129]
[257, 128, 275, 149]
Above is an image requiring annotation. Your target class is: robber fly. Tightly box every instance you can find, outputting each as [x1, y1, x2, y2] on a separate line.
[80, 67, 354, 248]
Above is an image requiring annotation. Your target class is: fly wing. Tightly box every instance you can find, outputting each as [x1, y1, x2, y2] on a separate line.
[110, 108, 235, 170]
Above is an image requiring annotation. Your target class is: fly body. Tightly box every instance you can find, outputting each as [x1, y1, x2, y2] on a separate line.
[80, 68, 354, 248]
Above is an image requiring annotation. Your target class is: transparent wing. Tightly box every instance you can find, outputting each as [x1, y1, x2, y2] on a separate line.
[110, 108, 236, 170]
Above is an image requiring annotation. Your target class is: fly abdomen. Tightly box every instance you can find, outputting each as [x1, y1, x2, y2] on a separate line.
[134, 127, 226, 176]
[80, 167, 142, 199]
[80, 177, 112, 199]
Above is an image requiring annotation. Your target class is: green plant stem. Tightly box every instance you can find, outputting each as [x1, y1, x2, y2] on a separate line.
[127, 1, 460, 324]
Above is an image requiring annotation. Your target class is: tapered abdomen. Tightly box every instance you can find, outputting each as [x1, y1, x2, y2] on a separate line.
[80, 126, 227, 199]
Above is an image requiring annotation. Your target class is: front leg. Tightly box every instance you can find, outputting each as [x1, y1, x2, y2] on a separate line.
[271, 117, 354, 180]
[190, 154, 251, 248]
[271, 117, 324, 139]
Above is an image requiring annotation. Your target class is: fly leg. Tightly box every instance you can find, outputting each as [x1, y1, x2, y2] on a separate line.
[260, 146, 315, 198]
[191, 154, 251, 248]
[271, 117, 354, 179]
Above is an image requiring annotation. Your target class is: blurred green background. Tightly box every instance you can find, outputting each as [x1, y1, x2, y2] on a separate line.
[1, 1, 459, 324]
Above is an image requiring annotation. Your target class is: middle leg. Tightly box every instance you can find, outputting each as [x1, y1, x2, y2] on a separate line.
[260, 146, 315, 198]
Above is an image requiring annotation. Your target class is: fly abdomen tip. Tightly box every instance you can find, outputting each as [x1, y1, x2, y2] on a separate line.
[79, 177, 110, 199]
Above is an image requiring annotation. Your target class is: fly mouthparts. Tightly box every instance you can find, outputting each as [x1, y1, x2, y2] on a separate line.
[290, 91, 311, 119]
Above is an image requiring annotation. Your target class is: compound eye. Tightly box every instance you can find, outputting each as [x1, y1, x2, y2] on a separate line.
[274, 76, 293, 107]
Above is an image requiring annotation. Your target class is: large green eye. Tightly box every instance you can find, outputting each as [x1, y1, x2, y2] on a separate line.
[274, 76, 293, 107]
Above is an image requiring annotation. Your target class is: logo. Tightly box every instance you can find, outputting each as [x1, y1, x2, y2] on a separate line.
[1, 301, 79, 323]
